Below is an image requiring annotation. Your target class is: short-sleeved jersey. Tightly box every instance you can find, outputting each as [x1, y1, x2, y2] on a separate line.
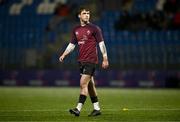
[70, 23, 104, 64]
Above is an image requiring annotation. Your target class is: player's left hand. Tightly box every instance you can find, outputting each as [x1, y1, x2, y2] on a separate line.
[102, 59, 109, 69]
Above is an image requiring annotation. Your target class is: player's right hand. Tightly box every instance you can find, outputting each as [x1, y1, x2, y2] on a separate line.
[102, 59, 109, 69]
[59, 55, 65, 62]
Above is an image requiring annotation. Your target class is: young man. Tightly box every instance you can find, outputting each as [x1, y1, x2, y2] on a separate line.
[59, 7, 109, 117]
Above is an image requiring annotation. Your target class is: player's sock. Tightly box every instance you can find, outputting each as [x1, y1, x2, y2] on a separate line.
[93, 102, 100, 110]
[90, 96, 100, 110]
[76, 103, 83, 111]
[76, 94, 87, 111]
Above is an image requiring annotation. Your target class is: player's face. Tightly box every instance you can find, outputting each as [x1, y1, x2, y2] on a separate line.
[79, 10, 90, 23]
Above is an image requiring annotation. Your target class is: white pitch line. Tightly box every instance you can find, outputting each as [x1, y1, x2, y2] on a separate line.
[128, 108, 180, 111]
[105, 108, 180, 111]
[0, 109, 64, 112]
[0, 108, 180, 112]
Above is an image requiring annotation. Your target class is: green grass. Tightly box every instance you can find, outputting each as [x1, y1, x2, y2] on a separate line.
[0, 87, 180, 121]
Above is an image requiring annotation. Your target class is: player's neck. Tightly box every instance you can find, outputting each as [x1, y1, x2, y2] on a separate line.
[80, 21, 90, 26]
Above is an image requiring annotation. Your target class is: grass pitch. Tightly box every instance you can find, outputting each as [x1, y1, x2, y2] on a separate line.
[0, 87, 180, 121]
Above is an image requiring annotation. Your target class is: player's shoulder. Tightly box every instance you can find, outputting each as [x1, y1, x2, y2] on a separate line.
[88, 23, 100, 28]
[88, 23, 101, 31]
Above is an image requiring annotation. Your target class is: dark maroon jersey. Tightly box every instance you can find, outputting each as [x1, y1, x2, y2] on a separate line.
[70, 23, 104, 64]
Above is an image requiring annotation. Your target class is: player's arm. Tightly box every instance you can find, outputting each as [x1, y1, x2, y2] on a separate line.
[59, 43, 75, 62]
[99, 41, 109, 69]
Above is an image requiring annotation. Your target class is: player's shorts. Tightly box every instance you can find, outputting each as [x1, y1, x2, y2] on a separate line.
[78, 62, 96, 76]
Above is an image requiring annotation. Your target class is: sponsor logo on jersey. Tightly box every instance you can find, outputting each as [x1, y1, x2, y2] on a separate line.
[75, 31, 79, 35]
[87, 30, 90, 35]
[78, 41, 85, 45]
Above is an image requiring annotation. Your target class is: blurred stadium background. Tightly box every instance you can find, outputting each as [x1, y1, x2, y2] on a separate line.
[0, 0, 179, 88]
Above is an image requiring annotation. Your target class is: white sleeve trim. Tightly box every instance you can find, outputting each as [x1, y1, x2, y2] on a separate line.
[99, 41, 107, 58]
[65, 43, 75, 54]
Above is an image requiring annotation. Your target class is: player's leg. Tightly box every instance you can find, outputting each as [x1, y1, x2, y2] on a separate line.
[69, 66, 91, 116]
[69, 62, 92, 116]
[69, 74, 91, 116]
[88, 77, 101, 116]
[76, 74, 91, 112]
[88, 77, 97, 96]
[80, 74, 91, 95]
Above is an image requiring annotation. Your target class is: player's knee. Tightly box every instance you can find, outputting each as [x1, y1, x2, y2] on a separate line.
[80, 81, 87, 89]
[80, 85, 88, 95]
